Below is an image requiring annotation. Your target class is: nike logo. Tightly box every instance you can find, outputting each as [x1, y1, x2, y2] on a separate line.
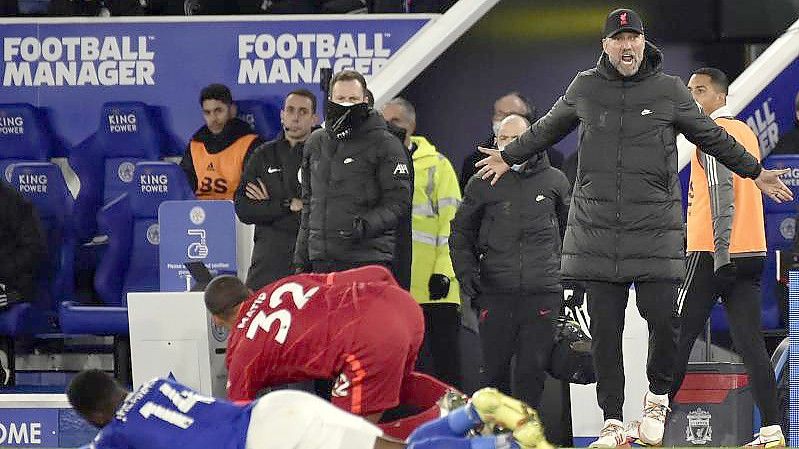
[266, 167, 281, 173]
[536, 194, 546, 202]
[538, 308, 551, 316]
[343, 157, 354, 164]
[641, 109, 653, 116]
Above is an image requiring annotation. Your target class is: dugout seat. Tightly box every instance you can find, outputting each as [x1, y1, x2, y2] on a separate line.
[0, 162, 75, 384]
[70, 102, 167, 242]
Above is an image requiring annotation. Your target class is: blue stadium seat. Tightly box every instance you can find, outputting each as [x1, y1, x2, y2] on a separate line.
[236, 99, 281, 141]
[0, 103, 62, 183]
[62, 162, 194, 325]
[70, 102, 167, 242]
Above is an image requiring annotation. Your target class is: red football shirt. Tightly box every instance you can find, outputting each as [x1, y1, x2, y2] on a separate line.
[225, 269, 398, 401]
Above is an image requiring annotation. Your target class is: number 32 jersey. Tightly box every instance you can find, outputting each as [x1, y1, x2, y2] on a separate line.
[225, 268, 402, 402]
[90, 378, 251, 449]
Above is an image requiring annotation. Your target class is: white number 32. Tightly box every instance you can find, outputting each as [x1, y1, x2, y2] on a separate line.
[245, 282, 319, 344]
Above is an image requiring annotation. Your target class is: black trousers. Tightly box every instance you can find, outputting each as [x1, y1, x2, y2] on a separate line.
[585, 281, 678, 421]
[416, 303, 462, 389]
[671, 253, 779, 425]
[477, 292, 561, 408]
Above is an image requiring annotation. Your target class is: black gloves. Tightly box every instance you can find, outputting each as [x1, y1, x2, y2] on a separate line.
[460, 272, 481, 300]
[428, 274, 451, 300]
[352, 217, 368, 241]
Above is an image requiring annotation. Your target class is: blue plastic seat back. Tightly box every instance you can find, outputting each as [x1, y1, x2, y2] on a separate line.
[93, 194, 133, 307]
[70, 102, 164, 241]
[0, 103, 55, 184]
[236, 99, 280, 141]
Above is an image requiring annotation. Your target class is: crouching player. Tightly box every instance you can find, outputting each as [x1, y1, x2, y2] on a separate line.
[68, 370, 535, 449]
[204, 265, 423, 422]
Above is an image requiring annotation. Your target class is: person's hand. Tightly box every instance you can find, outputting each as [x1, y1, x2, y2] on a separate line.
[428, 274, 451, 300]
[245, 179, 269, 201]
[474, 147, 510, 186]
[460, 273, 481, 302]
[288, 198, 303, 212]
[754, 168, 793, 203]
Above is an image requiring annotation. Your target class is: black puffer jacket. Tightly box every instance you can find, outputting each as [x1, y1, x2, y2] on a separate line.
[451, 152, 570, 294]
[501, 42, 761, 283]
[0, 180, 44, 301]
[294, 110, 412, 267]
[235, 134, 303, 289]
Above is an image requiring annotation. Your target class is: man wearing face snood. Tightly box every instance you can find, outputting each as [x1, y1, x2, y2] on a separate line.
[294, 70, 412, 278]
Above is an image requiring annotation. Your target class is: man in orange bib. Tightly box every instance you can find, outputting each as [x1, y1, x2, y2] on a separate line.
[180, 84, 264, 200]
[673, 67, 785, 447]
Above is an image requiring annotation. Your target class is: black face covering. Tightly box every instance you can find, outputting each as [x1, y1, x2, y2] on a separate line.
[325, 100, 370, 139]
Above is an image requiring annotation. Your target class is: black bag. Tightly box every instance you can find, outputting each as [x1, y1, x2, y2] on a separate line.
[547, 284, 596, 384]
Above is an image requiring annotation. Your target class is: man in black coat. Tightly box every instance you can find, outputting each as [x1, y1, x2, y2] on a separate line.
[235, 89, 318, 290]
[475, 8, 793, 447]
[294, 70, 412, 274]
[451, 114, 570, 409]
[0, 179, 44, 308]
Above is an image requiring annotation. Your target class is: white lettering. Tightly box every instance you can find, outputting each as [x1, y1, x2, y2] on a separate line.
[1, 36, 156, 86]
[235, 33, 394, 85]
[3, 37, 21, 61]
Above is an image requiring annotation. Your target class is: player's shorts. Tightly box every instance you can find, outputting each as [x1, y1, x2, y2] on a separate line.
[331, 283, 425, 416]
[246, 390, 382, 449]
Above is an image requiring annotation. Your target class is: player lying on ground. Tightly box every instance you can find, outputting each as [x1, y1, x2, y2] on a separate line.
[67, 370, 530, 449]
[203, 265, 424, 422]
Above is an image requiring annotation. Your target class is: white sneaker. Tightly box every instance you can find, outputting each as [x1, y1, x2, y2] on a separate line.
[746, 425, 786, 447]
[638, 391, 669, 445]
[589, 419, 630, 448]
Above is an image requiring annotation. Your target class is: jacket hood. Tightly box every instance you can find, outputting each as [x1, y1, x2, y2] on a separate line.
[192, 117, 256, 153]
[410, 135, 438, 160]
[596, 41, 663, 82]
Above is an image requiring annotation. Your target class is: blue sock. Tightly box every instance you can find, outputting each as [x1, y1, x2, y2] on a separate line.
[407, 405, 483, 443]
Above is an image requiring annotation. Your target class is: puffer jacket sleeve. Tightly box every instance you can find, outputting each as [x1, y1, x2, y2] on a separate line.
[501, 75, 582, 166]
[450, 177, 487, 284]
[672, 77, 761, 179]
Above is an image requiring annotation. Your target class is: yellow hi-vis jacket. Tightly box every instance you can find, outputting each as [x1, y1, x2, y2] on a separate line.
[409, 136, 461, 305]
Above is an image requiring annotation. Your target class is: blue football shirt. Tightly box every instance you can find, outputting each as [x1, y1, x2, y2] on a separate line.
[89, 378, 251, 449]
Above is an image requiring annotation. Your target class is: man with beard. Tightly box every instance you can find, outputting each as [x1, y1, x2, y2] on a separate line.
[181, 84, 264, 200]
[235, 89, 319, 290]
[294, 70, 412, 275]
[474, 8, 793, 448]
